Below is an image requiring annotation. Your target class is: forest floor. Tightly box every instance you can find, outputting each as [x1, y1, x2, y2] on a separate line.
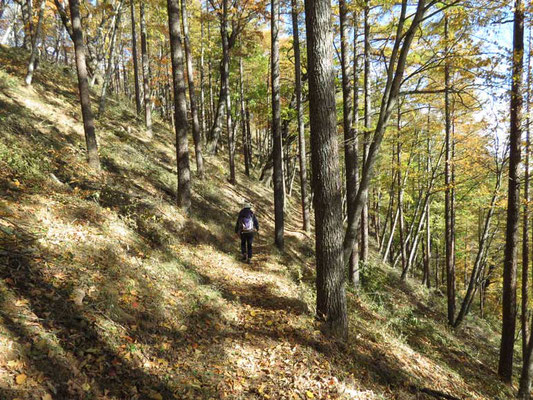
[0, 45, 516, 400]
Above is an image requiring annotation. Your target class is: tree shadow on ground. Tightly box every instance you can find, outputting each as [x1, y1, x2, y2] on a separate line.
[0, 251, 180, 399]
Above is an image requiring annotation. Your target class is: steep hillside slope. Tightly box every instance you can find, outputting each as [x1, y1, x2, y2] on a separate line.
[0, 46, 512, 400]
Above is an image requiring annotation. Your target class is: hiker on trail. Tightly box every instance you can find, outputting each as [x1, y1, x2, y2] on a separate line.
[235, 201, 259, 263]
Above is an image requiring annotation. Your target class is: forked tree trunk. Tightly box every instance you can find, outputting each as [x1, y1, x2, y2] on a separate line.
[305, 0, 347, 339]
[68, 0, 100, 171]
[499, 0, 524, 385]
[167, 0, 192, 213]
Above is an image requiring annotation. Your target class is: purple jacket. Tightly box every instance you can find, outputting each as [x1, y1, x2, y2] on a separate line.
[235, 208, 259, 233]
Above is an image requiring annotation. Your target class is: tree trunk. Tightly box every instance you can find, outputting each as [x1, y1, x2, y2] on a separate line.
[21, 0, 33, 50]
[423, 132, 432, 289]
[1, 2, 19, 45]
[24, 0, 46, 86]
[453, 162, 502, 327]
[130, 0, 142, 115]
[305, 0, 347, 339]
[401, 141, 444, 280]
[519, 7, 532, 397]
[98, 0, 124, 115]
[208, 76, 225, 154]
[499, 0, 524, 384]
[342, 0, 427, 267]
[290, 0, 311, 233]
[68, 0, 100, 171]
[272, 0, 285, 250]
[444, 15, 456, 326]
[181, 0, 204, 178]
[222, 0, 236, 184]
[200, 9, 206, 142]
[360, 2, 370, 263]
[167, 0, 192, 213]
[140, 2, 152, 136]
[246, 100, 253, 166]
[239, 58, 250, 177]
[340, 1, 358, 286]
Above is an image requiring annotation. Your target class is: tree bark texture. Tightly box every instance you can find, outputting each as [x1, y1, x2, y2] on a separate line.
[69, 0, 100, 171]
[499, 0, 523, 384]
[360, 2, 370, 263]
[140, 2, 153, 135]
[340, 1, 357, 286]
[24, 0, 46, 86]
[272, 0, 285, 250]
[291, 0, 311, 233]
[167, 0, 192, 213]
[130, 0, 142, 115]
[305, 0, 347, 339]
[181, 0, 204, 178]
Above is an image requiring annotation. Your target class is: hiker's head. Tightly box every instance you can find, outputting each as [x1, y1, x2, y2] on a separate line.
[242, 201, 252, 209]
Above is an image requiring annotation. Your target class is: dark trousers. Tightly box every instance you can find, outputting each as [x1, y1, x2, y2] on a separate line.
[240, 232, 254, 259]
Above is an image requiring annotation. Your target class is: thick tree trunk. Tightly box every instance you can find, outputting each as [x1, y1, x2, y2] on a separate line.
[272, 0, 285, 249]
[130, 0, 142, 115]
[68, 0, 100, 171]
[167, 0, 192, 213]
[305, 0, 347, 339]
[291, 0, 310, 233]
[24, 0, 46, 86]
[140, 2, 152, 135]
[499, 0, 524, 384]
[98, 0, 124, 115]
[181, 0, 204, 178]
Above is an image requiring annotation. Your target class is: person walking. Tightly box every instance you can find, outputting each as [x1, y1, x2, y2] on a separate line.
[235, 201, 259, 263]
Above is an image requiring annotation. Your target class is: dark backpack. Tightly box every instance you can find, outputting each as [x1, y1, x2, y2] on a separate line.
[241, 213, 255, 232]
